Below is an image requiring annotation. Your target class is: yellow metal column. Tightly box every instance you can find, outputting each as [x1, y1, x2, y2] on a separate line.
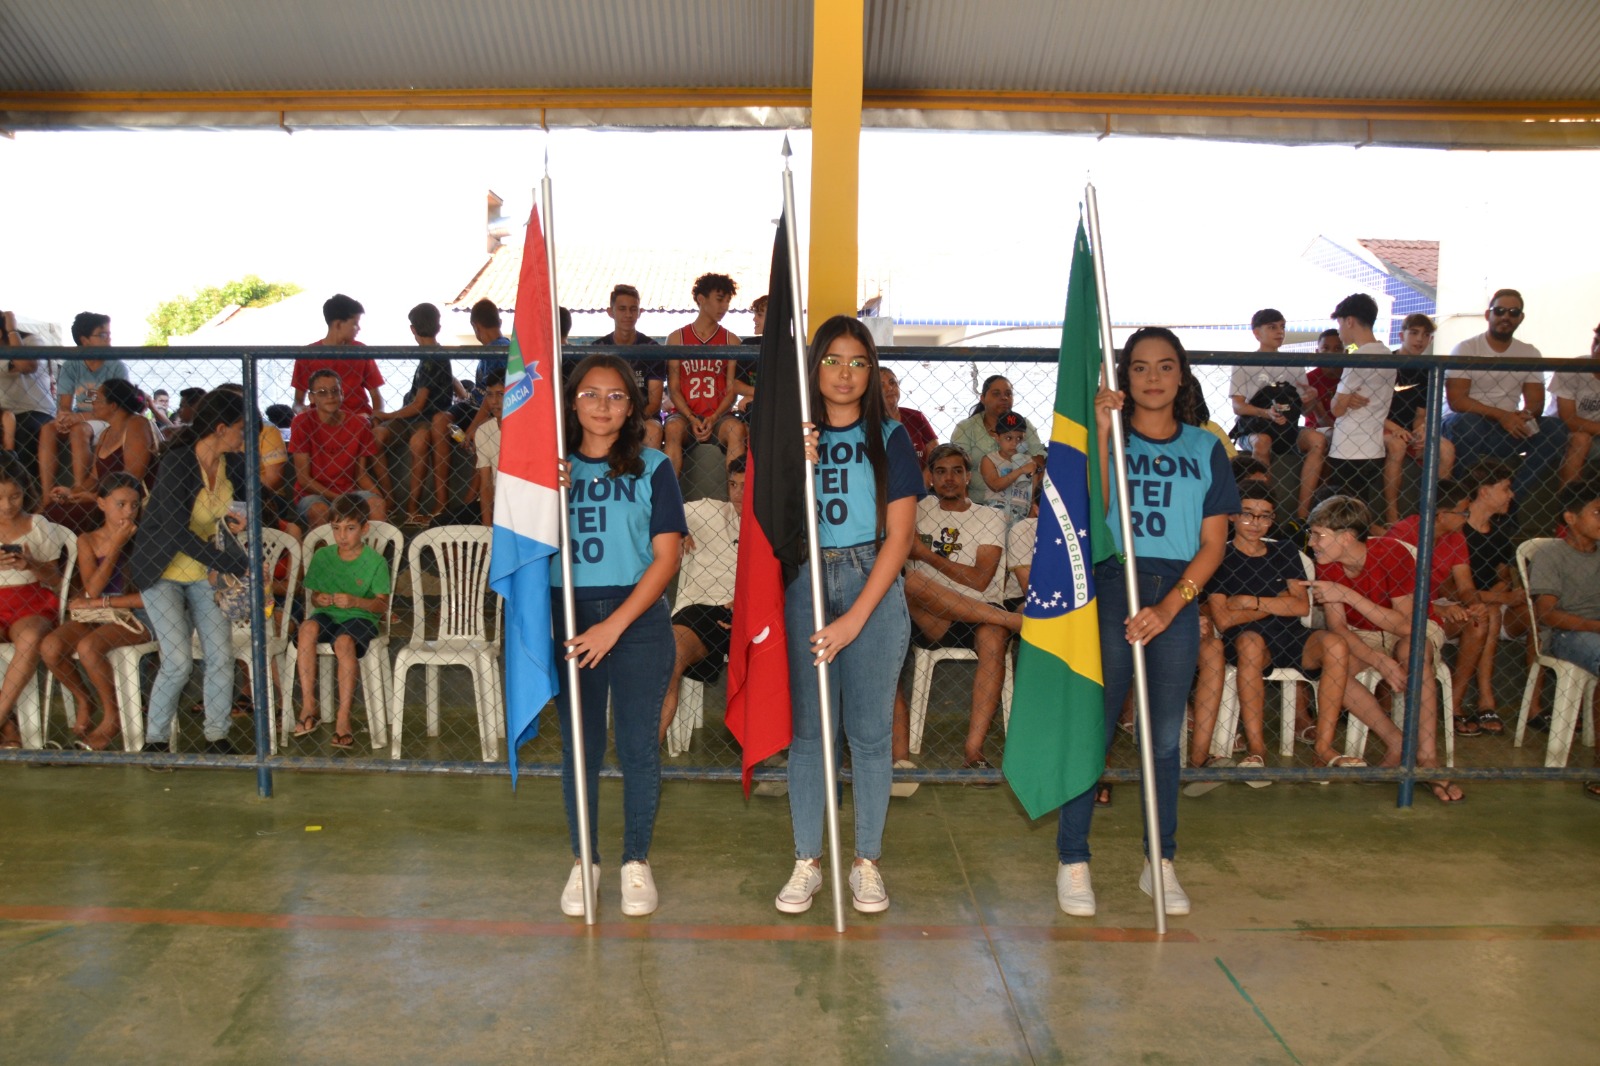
[807, 0, 864, 334]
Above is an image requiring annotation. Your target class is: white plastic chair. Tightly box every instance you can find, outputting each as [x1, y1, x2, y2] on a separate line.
[666, 676, 704, 757]
[907, 642, 1014, 756]
[230, 529, 299, 752]
[286, 519, 403, 748]
[13, 520, 77, 749]
[1512, 539, 1598, 766]
[387, 525, 501, 760]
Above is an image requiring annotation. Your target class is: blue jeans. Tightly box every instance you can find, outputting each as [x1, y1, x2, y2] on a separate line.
[786, 545, 911, 862]
[1057, 561, 1199, 865]
[143, 577, 236, 743]
[553, 595, 674, 864]
[1546, 628, 1600, 677]
[1441, 413, 1568, 498]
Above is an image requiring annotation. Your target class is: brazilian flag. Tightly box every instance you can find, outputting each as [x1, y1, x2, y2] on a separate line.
[1003, 218, 1116, 820]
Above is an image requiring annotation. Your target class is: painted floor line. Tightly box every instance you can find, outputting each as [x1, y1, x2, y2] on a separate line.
[1242, 923, 1600, 942]
[0, 904, 1198, 943]
[1215, 957, 1303, 1065]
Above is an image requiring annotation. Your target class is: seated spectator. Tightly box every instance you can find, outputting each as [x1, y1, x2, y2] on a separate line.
[593, 285, 666, 450]
[266, 404, 294, 440]
[40, 313, 128, 501]
[292, 294, 385, 415]
[1382, 313, 1456, 525]
[1188, 483, 1400, 782]
[950, 375, 1044, 506]
[149, 389, 174, 430]
[664, 273, 746, 474]
[211, 383, 297, 540]
[1306, 495, 1461, 803]
[40, 472, 150, 750]
[1379, 478, 1493, 735]
[900, 444, 1021, 772]
[1526, 479, 1600, 798]
[1229, 308, 1328, 520]
[1551, 322, 1600, 485]
[468, 369, 506, 526]
[129, 390, 252, 756]
[0, 312, 59, 482]
[1443, 289, 1567, 501]
[168, 387, 206, 436]
[658, 459, 743, 743]
[979, 412, 1037, 523]
[879, 366, 937, 468]
[1324, 294, 1397, 514]
[42, 378, 160, 534]
[0, 458, 64, 749]
[289, 370, 387, 529]
[293, 493, 391, 750]
[373, 303, 461, 525]
[1303, 329, 1345, 433]
[1460, 461, 1530, 734]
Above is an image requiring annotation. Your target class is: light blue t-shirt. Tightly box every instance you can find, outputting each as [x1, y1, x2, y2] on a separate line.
[814, 417, 923, 548]
[553, 447, 687, 599]
[1108, 423, 1239, 579]
[57, 359, 130, 413]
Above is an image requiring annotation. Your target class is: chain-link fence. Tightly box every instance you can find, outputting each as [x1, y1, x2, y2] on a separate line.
[1, 340, 1596, 807]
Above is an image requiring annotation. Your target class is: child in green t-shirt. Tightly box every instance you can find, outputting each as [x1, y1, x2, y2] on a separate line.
[294, 494, 390, 749]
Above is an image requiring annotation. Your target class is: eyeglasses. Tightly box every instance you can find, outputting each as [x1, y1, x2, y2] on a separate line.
[1309, 529, 1340, 541]
[1237, 511, 1274, 523]
[575, 390, 629, 406]
[309, 387, 342, 398]
[1489, 307, 1524, 318]
[89, 331, 111, 339]
[819, 356, 871, 370]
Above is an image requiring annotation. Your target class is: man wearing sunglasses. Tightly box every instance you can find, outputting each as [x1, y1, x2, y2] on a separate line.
[1442, 289, 1567, 500]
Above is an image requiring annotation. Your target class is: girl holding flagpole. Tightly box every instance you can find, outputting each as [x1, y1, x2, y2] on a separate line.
[774, 316, 921, 916]
[1056, 327, 1237, 919]
[553, 354, 685, 919]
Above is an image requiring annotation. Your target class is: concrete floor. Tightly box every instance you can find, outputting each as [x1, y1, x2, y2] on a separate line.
[2, 765, 1596, 1064]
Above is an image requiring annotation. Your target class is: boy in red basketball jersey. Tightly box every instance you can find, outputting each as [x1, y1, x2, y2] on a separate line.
[664, 273, 746, 475]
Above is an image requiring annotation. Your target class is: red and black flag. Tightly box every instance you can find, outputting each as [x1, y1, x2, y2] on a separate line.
[726, 211, 807, 793]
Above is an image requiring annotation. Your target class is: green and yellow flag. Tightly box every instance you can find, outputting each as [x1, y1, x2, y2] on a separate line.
[1004, 219, 1116, 820]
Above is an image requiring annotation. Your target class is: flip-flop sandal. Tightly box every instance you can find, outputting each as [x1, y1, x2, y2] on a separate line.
[1183, 756, 1232, 797]
[1094, 783, 1113, 807]
[331, 732, 355, 749]
[293, 716, 320, 738]
[1237, 753, 1273, 789]
[1584, 781, 1600, 800]
[1295, 725, 1318, 747]
[1475, 711, 1505, 735]
[1423, 780, 1465, 804]
[1453, 714, 1482, 736]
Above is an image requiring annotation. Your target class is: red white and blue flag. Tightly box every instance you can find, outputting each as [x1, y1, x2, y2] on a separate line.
[489, 205, 563, 787]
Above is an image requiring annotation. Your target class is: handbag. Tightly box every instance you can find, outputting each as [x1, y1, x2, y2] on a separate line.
[209, 519, 270, 625]
[69, 605, 145, 634]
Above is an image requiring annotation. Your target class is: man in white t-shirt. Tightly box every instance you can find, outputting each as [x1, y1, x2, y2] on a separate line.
[900, 444, 1021, 772]
[658, 459, 742, 744]
[1324, 293, 1396, 511]
[1228, 308, 1329, 519]
[1549, 322, 1600, 484]
[468, 371, 505, 526]
[1443, 288, 1567, 499]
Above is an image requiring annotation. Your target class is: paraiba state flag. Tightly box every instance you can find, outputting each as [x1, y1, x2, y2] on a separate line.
[488, 203, 563, 788]
[1004, 218, 1115, 820]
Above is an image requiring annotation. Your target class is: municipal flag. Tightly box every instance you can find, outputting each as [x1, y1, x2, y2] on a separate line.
[1004, 218, 1116, 819]
[488, 205, 563, 787]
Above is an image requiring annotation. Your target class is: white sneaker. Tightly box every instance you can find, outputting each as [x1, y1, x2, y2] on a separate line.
[620, 861, 658, 916]
[560, 862, 600, 917]
[890, 758, 920, 798]
[775, 859, 823, 914]
[849, 860, 890, 913]
[1056, 862, 1096, 916]
[1139, 859, 1192, 916]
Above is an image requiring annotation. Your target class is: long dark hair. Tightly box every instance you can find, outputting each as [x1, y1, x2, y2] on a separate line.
[1116, 327, 1204, 429]
[167, 389, 245, 452]
[0, 454, 38, 511]
[563, 353, 646, 478]
[98, 377, 146, 416]
[808, 315, 890, 541]
[969, 374, 1010, 418]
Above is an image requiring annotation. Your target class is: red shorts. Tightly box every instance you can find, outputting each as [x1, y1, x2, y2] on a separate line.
[0, 583, 59, 629]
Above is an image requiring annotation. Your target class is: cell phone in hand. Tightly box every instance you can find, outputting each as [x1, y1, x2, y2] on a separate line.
[0, 544, 20, 555]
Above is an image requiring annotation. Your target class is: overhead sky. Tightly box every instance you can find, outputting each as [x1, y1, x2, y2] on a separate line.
[3, 126, 1597, 414]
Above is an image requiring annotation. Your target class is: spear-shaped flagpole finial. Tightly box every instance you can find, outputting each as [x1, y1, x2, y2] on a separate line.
[782, 134, 793, 166]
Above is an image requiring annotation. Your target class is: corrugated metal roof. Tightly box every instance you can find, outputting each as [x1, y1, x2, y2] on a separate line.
[4, 1, 1597, 147]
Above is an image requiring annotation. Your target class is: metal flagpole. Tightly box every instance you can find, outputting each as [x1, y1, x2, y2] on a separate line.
[542, 165, 597, 926]
[1084, 183, 1168, 935]
[783, 136, 848, 934]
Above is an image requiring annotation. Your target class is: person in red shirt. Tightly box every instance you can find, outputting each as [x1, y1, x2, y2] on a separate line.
[1306, 494, 1462, 803]
[289, 369, 387, 529]
[1303, 329, 1345, 432]
[1380, 478, 1493, 735]
[879, 366, 938, 469]
[663, 273, 745, 475]
[292, 294, 386, 416]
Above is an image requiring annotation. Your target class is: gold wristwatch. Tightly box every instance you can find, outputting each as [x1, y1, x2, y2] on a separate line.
[1177, 579, 1200, 603]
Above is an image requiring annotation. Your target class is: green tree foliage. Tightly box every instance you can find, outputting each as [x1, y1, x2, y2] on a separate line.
[145, 275, 302, 346]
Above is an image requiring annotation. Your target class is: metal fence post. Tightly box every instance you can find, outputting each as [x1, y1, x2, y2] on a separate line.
[1397, 364, 1450, 808]
[242, 352, 274, 799]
